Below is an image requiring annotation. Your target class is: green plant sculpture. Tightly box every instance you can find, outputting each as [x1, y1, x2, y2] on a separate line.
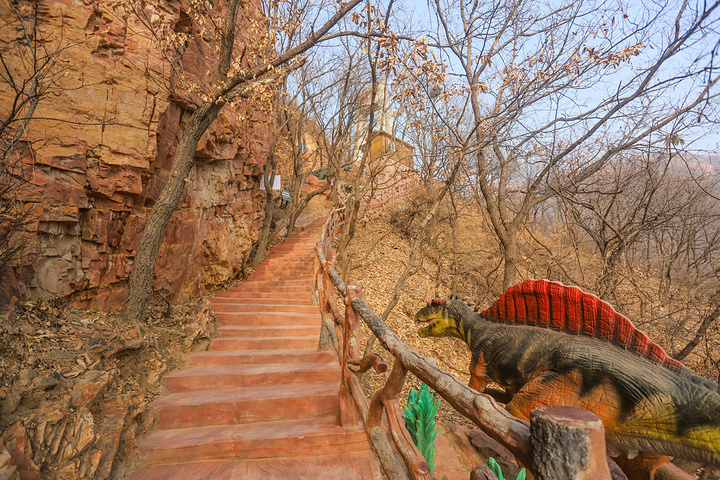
[403, 383, 440, 477]
[485, 457, 526, 480]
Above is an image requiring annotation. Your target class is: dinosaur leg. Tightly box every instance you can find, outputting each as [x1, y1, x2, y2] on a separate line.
[504, 375, 574, 421]
[504, 371, 621, 426]
[483, 387, 514, 404]
[469, 354, 489, 392]
[505, 374, 670, 479]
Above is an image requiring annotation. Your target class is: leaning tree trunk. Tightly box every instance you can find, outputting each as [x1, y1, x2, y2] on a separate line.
[253, 147, 278, 267]
[286, 181, 332, 237]
[121, 103, 221, 325]
[501, 233, 519, 291]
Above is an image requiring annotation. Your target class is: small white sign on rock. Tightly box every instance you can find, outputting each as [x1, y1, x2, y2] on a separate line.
[259, 175, 282, 190]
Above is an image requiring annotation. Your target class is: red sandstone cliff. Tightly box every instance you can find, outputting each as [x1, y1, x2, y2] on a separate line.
[1, 0, 271, 310]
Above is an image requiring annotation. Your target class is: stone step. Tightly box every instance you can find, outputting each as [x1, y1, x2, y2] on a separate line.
[186, 349, 336, 367]
[254, 261, 314, 270]
[251, 265, 314, 273]
[256, 257, 313, 263]
[268, 248, 317, 255]
[134, 417, 370, 465]
[210, 303, 318, 314]
[216, 325, 320, 337]
[271, 251, 315, 256]
[258, 258, 314, 267]
[248, 273, 314, 281]
[251, 266, 314, 275]
[269, 243, 318, 251]
[214, 291, 312, 300]
[162, 363, 341, 393]
[128, 452, 383, 480]
[225, 285, 312, 294]
[232, 279, 312, 287]
[122, 222, 385, 479]
[211, 297, 314, 306]
[213, 311, 319, 326]
[151, 383, 340, 429]
[209, 335, 319, 351]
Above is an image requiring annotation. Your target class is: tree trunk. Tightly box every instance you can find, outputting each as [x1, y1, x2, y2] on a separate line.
[287, 205, 299, 237]
[530, 406, 612, 480]
[674, 300, 720, 361]
[253, 152, 277, 267]
[121, 103, 221, 325]
[286, 181, 331, 237]
[449, 197, 458, 295]
[501, 233, 519, 291]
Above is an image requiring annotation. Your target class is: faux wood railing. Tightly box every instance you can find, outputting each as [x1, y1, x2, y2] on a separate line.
[312, 186, 695, 480]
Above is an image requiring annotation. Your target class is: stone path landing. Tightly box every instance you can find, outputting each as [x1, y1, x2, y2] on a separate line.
[124, 226, 382, 479]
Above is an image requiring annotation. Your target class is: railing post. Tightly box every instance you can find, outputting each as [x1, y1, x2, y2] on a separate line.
[368, 359, 431, 480]
[344, 285, 361, 363]
[315, 243, 330, 351]
[325, 254, 343, 357]
[530, 406, 611, 480]
[337, 284, 362, 426]
[313, 242, 322, 306]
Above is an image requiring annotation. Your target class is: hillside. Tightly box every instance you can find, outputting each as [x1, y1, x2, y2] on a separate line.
[345, 187, 720, 478]
[348, 188, 720, 384]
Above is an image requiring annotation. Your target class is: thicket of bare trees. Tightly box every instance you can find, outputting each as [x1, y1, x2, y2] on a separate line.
[341, 0, 720, 381]
[389, 0, 720, 291]
[549, 152, 720, 368]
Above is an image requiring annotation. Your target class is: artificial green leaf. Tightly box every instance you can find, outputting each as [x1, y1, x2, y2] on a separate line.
[403, 384, 440, 477]
[512, 468, 527, 480]
[485, 458, 506, 480]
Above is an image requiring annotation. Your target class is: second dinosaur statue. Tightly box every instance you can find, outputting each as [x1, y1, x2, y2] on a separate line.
[414, 279, 720, 469]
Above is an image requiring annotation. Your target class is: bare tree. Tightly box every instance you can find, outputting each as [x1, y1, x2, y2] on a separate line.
[282, 97, 333, 237]
[251, 83, 287, 268]
[398, 0, 720, 289]
[541, 150, 720, 369]
[555, 151, 697, 299]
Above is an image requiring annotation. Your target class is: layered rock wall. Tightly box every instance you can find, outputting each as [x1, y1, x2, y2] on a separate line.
[0, 0, 270, 309]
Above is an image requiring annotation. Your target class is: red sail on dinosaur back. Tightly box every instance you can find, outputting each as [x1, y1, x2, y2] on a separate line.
[479, 279, 686, 371]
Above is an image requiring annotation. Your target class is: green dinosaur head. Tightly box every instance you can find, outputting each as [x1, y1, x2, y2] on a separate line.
[414, 298, 469, 341]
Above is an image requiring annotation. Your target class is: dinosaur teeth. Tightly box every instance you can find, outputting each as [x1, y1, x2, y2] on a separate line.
[627, 450, 639, 459]
[415, 319, 435, 331]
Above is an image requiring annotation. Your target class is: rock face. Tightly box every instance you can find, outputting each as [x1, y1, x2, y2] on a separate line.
[0, 0, 270, 309]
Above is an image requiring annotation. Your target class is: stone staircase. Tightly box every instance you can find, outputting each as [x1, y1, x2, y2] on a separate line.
[123, 226, 382, 479]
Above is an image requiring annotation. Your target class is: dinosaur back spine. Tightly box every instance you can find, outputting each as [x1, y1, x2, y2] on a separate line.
[480, 279, 685, 371]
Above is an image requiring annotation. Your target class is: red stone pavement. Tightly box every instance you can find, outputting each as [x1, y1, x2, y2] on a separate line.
[121, 224, 382, 479]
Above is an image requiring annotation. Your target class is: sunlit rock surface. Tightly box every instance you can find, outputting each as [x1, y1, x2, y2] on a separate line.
[1, 0, 270, 309]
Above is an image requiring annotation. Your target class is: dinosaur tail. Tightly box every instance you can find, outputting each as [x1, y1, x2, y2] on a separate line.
[608, 381, 720, 467]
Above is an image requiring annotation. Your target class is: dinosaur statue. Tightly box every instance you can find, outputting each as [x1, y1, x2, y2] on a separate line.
[414, 279, 720, 475]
